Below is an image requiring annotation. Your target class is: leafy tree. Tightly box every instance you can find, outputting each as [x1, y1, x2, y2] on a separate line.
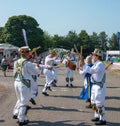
[108, 33, 119, 50]
[0, 27, 4, 43]
[98, 31, 108, 51]
[1, 15, 44, 52]
[66, 31, 79, 50]
[90, 32, 100, 51]
[43, 31, 53, 50]
[78, 30, 91, 57]
[51, 34, 59, 48]
[52, 34, 68, 49]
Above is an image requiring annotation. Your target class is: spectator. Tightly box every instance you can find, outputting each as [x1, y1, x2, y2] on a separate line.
[1, 55, 9, 77]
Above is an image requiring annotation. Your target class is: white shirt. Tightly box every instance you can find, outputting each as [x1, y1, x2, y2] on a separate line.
[85, 60, 105, 82]
[13, 58, 40, 81]
[79, 64, 86, 75]
[45, 55, 56, 66]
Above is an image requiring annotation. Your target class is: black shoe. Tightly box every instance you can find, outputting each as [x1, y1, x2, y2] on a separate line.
[52, 83, 57, 87]
[70, 84, 73, 87]
[18, 120, 29, 126]
[13, 115, 17, 119]
[27, 105, 31, 110]
[53, 80, 57, 83]
[30, 98, 36, 105]
[91, 118, 99, 122]
[95, 120, 106, 125]
[42, 92, 49, 96]
[86, 98, 90, 103]
[52, 80, 57, 87]
[46, 86, 52, 91]
[86, 104, 92, 109]
[66, 84, 69, 87]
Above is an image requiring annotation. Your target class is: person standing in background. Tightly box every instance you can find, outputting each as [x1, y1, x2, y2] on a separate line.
[1, 55, 9, 77]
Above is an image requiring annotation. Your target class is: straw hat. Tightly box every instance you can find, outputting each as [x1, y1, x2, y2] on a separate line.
[66, 50, 71, 54]
[92, 48, 102, 57]
[49, 49, 57, 55]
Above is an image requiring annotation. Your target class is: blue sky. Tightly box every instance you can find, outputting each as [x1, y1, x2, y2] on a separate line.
[0, 0, 120, 37]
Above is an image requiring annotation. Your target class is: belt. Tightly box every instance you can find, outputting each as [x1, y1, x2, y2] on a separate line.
[15, 80, 21, 82]
[93, 82, 104, 88]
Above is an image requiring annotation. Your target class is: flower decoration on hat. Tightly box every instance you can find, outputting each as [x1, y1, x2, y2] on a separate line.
[28, 53, 34, 58]
[20, 46, 31, 54]
[21, 48, 27, 54]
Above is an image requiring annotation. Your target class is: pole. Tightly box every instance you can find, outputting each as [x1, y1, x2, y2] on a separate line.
[117, 32, 120, 57]
[118, 32, 120, 57]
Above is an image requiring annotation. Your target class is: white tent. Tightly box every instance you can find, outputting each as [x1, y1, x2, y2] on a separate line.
[106, 50, 120, 61]
[0, 43, 19, 57]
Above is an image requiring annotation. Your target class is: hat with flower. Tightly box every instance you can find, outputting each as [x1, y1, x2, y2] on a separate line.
[19, 46, 31, 54]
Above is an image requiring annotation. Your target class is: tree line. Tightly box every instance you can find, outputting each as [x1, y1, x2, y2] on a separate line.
[0, 15, 119, 57]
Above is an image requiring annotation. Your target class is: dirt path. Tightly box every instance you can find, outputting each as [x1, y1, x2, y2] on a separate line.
[0, 69, 120, 126]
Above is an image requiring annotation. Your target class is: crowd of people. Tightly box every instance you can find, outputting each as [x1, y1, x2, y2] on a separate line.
[9, 46, 107, 125]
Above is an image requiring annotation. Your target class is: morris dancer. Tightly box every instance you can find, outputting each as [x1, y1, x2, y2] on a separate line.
[62, 50, 76, 87]
[29, 53, 52, 104]
[42, 49, 60, 96]
[28, 54, 40, 105]
[13, 46, 41, 126]
[53, 56, 61, 85]
[80, 49, 106, 125]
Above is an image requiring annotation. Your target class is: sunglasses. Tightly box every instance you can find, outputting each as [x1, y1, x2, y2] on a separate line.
[92, 54, 98, 57]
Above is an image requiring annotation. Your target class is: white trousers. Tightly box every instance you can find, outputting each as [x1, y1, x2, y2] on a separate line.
[42, 69, 55, 92]
[13, 80, 30, 122]
[65, 67, 73, 78]
[65, 67, 73, 85]
[31, 79, 39, 100]
[54, 68, 59, 82]
[91, 83, 106, 121]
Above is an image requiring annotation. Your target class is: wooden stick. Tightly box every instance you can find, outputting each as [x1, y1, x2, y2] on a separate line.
[31, 46, 41, 54]
[74, 44, 81, 60]
[105, 62, 113, 70]
[74, 44, 79, 54]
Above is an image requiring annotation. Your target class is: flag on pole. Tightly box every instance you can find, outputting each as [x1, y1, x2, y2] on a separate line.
[22, 29, 28, 46]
